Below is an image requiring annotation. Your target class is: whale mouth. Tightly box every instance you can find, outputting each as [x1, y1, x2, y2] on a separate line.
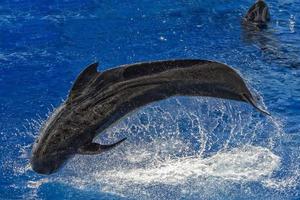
[30, 152, 70, 175]
[30, 157, 59, 175]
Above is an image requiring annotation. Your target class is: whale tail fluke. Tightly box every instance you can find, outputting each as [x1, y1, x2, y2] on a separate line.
[242, 93, 270, 115]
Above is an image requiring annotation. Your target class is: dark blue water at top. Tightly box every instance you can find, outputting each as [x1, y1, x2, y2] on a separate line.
[0, 0, 300, 199]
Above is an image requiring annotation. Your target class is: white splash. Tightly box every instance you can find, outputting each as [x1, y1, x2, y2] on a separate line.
[95, 145, 280, 185]
[17, 98, 298, 199]
[46, 144, 281, 199]
[27, 178, 49, 189]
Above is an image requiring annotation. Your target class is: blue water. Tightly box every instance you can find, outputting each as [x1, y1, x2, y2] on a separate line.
[1, 0, 300, 199]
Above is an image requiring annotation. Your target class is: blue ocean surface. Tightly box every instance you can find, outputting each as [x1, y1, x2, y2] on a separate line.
[0, 0, 300, 199]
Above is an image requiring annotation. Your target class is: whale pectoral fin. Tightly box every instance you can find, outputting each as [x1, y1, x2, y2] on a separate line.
[77, 143, 102, 155]
[77, 138, 127, 155]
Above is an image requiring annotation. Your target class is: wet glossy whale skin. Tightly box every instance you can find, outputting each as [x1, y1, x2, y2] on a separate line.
[31, 59, 261, 175]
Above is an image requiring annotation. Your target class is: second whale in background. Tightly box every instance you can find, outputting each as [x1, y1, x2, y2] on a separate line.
[243, 0, 270, 29]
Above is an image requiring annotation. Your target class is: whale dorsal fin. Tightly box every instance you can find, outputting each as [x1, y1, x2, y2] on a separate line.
[68, 62, 100, 101]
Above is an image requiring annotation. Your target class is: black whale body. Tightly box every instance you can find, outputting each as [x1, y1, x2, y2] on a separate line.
[31, 59, 269, 174]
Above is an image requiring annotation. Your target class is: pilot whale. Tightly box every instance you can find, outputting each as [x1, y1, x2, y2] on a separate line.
[31, 59, 269, 174]
[243, 0, 270, 29]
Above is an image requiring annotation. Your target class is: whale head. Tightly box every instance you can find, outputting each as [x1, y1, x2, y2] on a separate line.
[30, 63, 102, 174]
[30, 104, 86, 174]
[30, 148, 72, 175]
[30, 63, 125, 175]
[244, 0, 270, 28]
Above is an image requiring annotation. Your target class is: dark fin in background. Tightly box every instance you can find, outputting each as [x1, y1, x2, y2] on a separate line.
[244, 0, 270, 28]
[77, 138, 127, 155]
[68, 62, 100, 101]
